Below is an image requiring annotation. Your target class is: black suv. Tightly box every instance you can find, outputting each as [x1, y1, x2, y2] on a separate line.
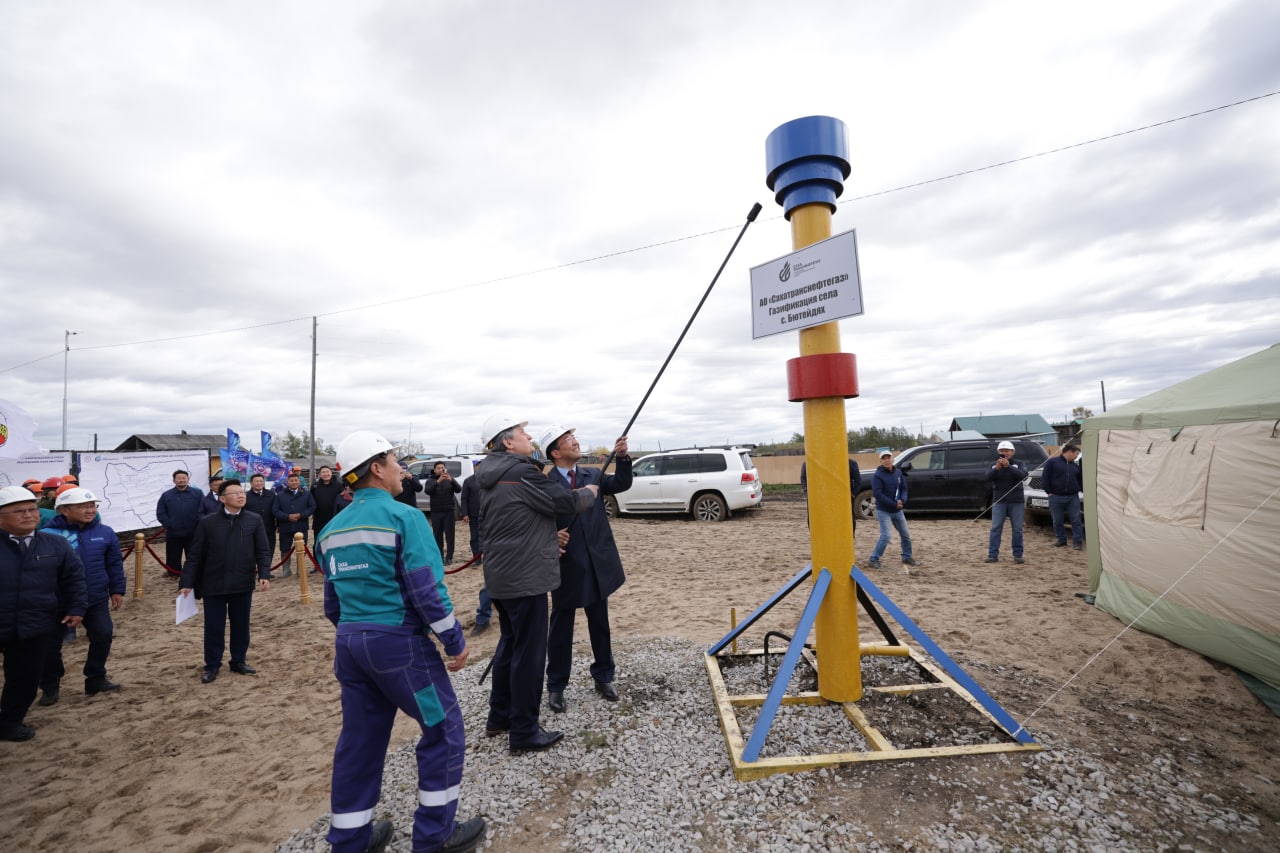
[855, 439, 1049, 518]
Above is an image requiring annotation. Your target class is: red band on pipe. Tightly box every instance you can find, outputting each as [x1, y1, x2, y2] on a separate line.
[786, 353, 859, 401]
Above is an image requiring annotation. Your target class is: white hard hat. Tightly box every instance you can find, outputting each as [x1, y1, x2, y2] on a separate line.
[538, 424, 574, 456]
[482, 414, 528, 451]
[55, 487, 98, 508]
[335, 431, 397, 485]
[997, 440, 1015, 451]
[0, 485, 39, 509]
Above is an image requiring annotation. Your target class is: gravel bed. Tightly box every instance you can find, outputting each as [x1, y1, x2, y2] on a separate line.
[276, 637, 1268, 852]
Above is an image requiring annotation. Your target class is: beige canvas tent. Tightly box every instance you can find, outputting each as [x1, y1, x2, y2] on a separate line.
[1083, 343, 1280, 691]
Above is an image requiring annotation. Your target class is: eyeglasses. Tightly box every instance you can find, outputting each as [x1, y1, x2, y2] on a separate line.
[1, 506, 41, 516]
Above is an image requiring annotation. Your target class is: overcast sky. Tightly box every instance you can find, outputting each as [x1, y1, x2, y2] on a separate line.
[3, 0, 1278, 457]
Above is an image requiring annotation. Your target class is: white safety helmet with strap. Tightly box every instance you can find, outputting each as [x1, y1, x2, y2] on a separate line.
[0, 485, 39, 508]
[481, 414, 528, 451]
[55, 487, 99, 508]
[336, 431, 398, 486]
[538, 424, 574, 458]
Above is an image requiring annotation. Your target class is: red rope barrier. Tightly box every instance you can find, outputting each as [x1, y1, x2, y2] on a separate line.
[143, 541, 181, 576]
[121, 529, 167, 559]
[445, 553, 481, 576]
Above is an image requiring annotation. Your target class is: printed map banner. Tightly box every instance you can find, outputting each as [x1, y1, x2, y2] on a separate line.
[0, 452, 74, 489]
[77, 450, 211, 532]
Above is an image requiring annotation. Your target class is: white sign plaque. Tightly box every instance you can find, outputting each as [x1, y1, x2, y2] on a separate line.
[749, 228, 864, 339]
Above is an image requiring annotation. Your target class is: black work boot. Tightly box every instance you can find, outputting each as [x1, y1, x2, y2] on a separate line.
[438, 817, 486, 853]
[85, 677, 121, 695]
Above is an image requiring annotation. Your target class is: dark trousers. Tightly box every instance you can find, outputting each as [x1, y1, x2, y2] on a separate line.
[202, 591, 253, 671]
[468, 518, 482, 559]
[279, 529, 308, 558]
[165, 533, 194, 576]
[431, 511, 456, 562]
[1, 632, 53, 728]
[546, 597, 615, 692]
[488, 593, 548, 742]
[41, 599, 114, 688]
[328, 630, 464, 853]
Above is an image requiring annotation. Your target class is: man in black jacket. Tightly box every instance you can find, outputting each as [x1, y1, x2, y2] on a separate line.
[985, 441, 1029, 565]
[425, 462, 462, 563]
[244, 474, 277, 542]
[180, 480, 271, 683]
[272, 471, 316, 576]
[0, 486, 87, 741]
[393, 464, 421, 509]
[477, 415, 596, 753]
[310, 465, 342, 536]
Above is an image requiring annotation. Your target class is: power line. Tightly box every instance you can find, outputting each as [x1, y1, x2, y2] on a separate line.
[841, 90, 1279, 204]
[0, 350, 62, 374]
[3, 89, 1275, 372]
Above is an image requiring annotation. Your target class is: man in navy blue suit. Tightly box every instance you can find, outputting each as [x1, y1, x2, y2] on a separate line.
[539, 426, 632, 714]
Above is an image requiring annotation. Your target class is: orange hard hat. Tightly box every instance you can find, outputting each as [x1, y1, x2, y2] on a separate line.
[23, 478, 41, 487]
[62, 474, 78, 484]
[55, 483, 79, 496]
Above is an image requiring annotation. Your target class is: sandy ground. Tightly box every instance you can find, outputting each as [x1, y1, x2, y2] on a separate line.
[1, 496, 1276, 851]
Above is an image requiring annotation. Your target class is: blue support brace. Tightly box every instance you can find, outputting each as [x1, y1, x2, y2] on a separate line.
[742, 568, 832, 762]
[850, 565, 1037, 744]
[707, 565, 812, 656]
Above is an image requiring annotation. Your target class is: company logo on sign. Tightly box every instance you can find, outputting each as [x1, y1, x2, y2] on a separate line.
[778, 262, 791, 283]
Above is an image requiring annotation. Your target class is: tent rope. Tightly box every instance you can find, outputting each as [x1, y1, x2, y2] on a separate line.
[1012, 483, 1280, 738]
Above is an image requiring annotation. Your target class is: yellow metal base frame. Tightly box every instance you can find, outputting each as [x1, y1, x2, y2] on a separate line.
[706, 643, 1041, 781]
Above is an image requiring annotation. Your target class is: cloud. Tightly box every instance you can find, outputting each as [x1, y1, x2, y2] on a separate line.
[2, 0, 1277, 456]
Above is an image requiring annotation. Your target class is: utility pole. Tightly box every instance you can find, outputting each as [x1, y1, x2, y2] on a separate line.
[309, 316, 318, 481]
[62, 329, 78, 449]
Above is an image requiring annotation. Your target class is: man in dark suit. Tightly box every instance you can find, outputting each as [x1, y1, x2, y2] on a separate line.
[180, 480, 272, 683]
[0, 486, 87, 741]
[539, 426, 632, 713]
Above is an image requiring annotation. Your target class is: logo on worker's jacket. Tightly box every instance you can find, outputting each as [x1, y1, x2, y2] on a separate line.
[331, 554, 370, 574]
[778, 262, 791, 283]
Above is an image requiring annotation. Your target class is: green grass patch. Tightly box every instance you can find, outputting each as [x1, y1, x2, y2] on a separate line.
[762, 482, 802, 495]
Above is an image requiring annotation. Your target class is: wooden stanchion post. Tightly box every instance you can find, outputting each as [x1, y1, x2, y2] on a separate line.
[297, 534, 312, 605]
[133, 533, 145, 599]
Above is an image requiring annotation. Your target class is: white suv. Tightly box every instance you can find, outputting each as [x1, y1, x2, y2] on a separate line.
[605, 446, 762, 522]
[405, 455, 479, 515]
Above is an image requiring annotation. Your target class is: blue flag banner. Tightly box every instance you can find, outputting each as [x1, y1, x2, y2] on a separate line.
[248, 453, 289, 487]
[227, 429, 241, 451]
[260, 431, 274, 456]
[219, 448, 251, 480]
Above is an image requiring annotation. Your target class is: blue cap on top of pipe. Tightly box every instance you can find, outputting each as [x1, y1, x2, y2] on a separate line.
[765, 116, 851, 220]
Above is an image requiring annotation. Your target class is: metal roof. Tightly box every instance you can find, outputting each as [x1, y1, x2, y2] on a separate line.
[113, 433, 228, 451]
[947, 415, 1055, 438]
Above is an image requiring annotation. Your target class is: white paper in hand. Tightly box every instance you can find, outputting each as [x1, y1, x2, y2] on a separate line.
[176, 593, 199, 625]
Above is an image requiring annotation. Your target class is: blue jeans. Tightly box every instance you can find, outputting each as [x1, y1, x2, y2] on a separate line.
[988, 501, 1025, 558]
[475, 586, 492, 625]
[1049, 494, 1083, 544]
[871, 509, 912, 562]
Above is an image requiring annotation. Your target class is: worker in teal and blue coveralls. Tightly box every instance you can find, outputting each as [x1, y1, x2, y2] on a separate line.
[316, 431, 486, 853]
